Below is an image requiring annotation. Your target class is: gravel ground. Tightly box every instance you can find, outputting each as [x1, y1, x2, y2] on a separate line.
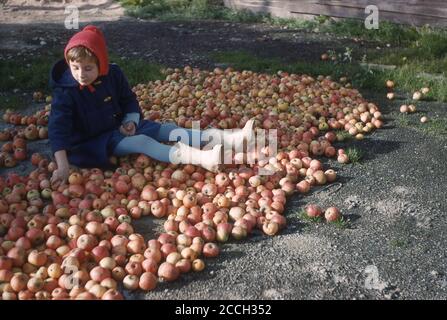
[1, 11, 446, 300]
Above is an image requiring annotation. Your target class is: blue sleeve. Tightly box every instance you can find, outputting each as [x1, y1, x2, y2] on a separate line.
[122, 112, 140, 125]
[113, 64, 141, 118]
[48, 88, 73, 154]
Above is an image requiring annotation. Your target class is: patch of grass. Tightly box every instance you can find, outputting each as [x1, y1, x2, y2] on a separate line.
[121, 0, 266, 22]
[390, 238, 407, 248]
[270, 15, 421, 47]
[368, 47, 419, 67]
[368, 48, 447, 77]
[210, 51, 284, 73]
[0, 50, 60, 93]
[0, 52, 165, 114]
[359, 65, 426, 98]
[215, 8, 268, 23]
[109, 54, 165, 86]
[345, 147, 363, 164]
[396, 114, 411, 127]
[415, 30, 447, 59]
[120, 0, 184, 17]
[297, 210, 323, 224]
[266, 16, 319, 30]
[330, 216, 350, 229]
[0, 94, 28, 111]
[385, 65, 447, 102]
[367, 33, 447, 73]
[322, 19, 420, 45]
[0, 52, 165, 104]
[334, 130, 352, 142]
[395, 114, 447, 138]
[364, 27, 447, 101]
[420, 117, 447, 137]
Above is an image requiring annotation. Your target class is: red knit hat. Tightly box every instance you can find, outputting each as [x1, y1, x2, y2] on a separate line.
[64, 25, 109, 76]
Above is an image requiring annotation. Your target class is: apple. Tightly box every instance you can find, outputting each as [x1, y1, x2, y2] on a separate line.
[324, 206, 341, 222]
[305, 204, 322, 218]
[202, 242, 220, 258]
[412, 91, 422, 100]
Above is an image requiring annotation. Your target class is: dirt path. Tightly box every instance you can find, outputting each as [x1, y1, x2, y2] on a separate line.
[0, 0, 125, 24]
[1, 4, 447, 300]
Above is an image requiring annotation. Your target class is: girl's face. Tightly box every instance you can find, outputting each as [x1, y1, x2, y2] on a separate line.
[69, 58, 99, 86]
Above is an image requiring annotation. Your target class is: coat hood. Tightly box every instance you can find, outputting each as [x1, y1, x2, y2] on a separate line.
[49, 59, 78, 89]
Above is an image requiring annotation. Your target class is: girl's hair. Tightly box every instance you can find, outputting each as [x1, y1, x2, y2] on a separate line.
[66, 46, 99, 66]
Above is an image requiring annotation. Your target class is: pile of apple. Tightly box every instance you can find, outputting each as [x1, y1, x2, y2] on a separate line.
[0, 66, 384, 300]
[136, 67, 382, 139]
[0, 107, 50, 168]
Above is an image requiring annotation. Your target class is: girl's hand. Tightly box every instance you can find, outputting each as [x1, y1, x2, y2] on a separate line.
[119, 121, 136, 136]
[52, 150, 70, 188]
[51, 166, 69, 188]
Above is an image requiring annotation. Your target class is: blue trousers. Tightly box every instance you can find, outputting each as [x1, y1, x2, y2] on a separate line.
[113, 123, 204, 163]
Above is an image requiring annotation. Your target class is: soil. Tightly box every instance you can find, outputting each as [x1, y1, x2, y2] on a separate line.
[1, 1, 447, 300]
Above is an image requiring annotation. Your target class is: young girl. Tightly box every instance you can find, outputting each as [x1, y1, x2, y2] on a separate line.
[48, 25, 253, 186]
